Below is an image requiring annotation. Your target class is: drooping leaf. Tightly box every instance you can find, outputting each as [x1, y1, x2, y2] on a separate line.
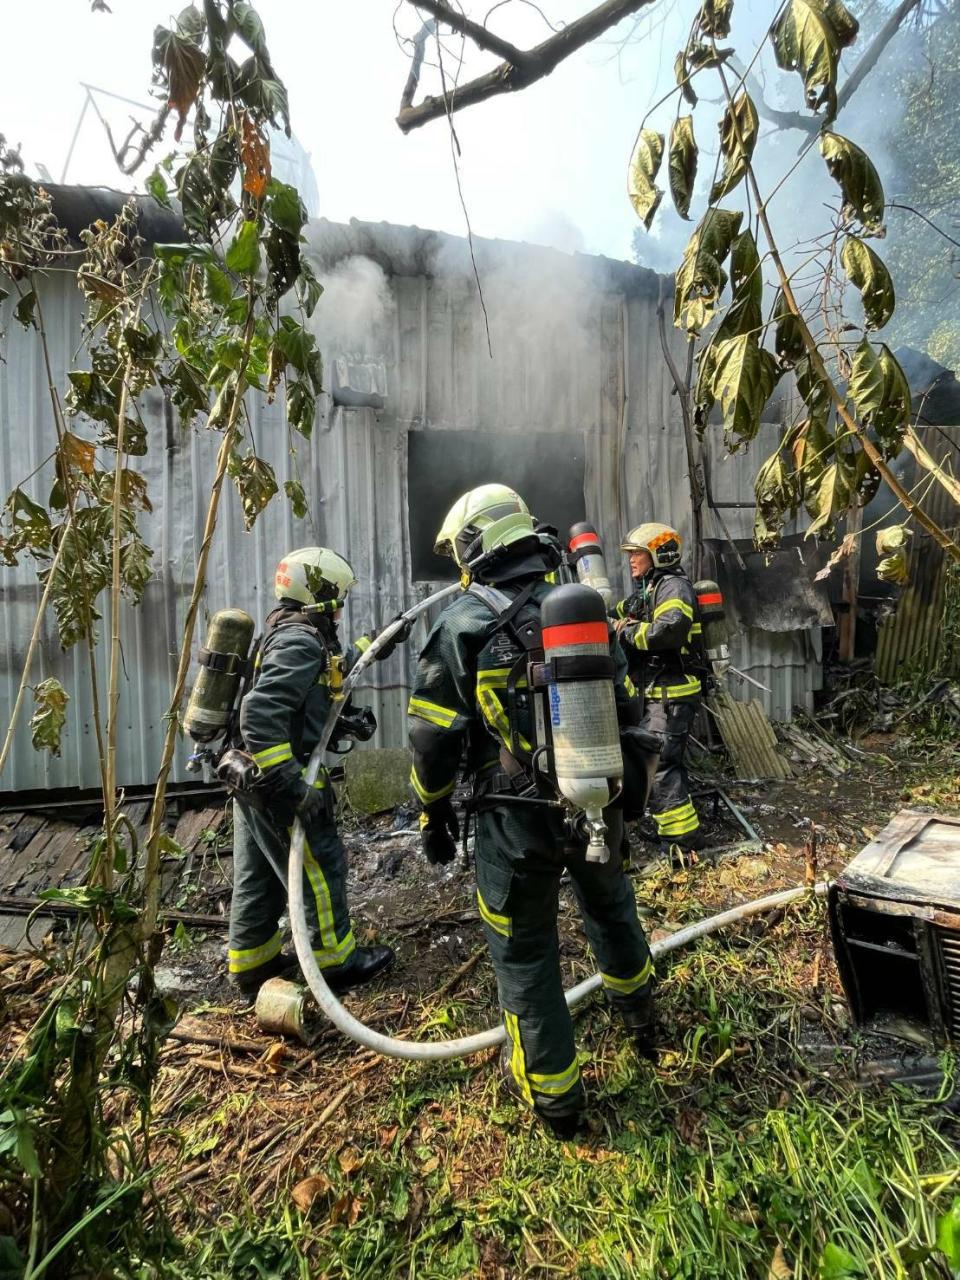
[152, 24, 205, 140]
[805, 451, 854, 538]
[14, 290, 36, 329]
[225, 218, 261, 276]
[668, 117, 698, 220]
[674, 208, 743, 334]
[841, 236, 894, 330]
[755, 449, 800, 550]
[820, 132, 885, 233]
[674, 50, 699, 108]
[284, 478, 308, 520]
[205, 263, 233, 307]
[818, 0, 859, 49]
[286, 379, 316, 439]
[711, 93, 759, 202]
[276, 317, 323, 393]
[674, 42, 733, 108]
[627, 130, 665, 230]
[698, 0, 733, 38]
[239, 111, 271, 200]
[29, 678, 69, 756]
[296, 261, 323, 320]
[792, 415, 835, 481]
[771, 0, 841, 115]
[852, 447, 881, 506]
[795, 355, 832, 421]
[717, 230, 763, 338]
[228, 451, 278, 529]
[59, 431, 96, 476]
[266, 180, 307, 236]
[712, 332, 780, 448]
[145, 166, 172, 209]
[694, 339, 721, 432]
[849, 338, 886, 421]
[121, 526, 154, 600]
[771, 289, 806, 366]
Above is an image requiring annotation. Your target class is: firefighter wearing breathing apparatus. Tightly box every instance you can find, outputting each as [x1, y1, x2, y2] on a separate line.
[223, 547, 400, 997]
[613, 522, 703, 856]
[408, 485, 657, 1140]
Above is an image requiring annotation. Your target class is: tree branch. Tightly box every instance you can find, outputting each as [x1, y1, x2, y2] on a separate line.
[397, 0, 658, 132]
[400, 18, 438, 112]
[410, 0, 528, 66]
[835, 0, 922, 116]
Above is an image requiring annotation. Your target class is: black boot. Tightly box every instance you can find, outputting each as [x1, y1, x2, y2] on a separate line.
[612, 987, 658, 1057]
[229, 952, 300, 1001]
[499, 1046, 583, 1141]
[324, 944, 395, 994]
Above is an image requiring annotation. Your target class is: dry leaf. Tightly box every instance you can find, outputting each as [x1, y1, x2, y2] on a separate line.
[262, 1041, 287, 1073]
[406, 1182, 426, 1231]
[379, 1126, 399, 1148]
[240, 111, 271, 200]
[814, 532, 856, 580]
[291, 1174, 331, 1212]
[329, 1191, 363, 1225]
[60, 432, 96, 475]
[337, 1147, 362, 1175]
[420, 1155, 440, 1175]
[768, 1243, 794, 1279]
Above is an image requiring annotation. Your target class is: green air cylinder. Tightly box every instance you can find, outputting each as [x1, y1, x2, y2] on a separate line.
[184, 609, 255, 744]
[694, 580, 728, 661]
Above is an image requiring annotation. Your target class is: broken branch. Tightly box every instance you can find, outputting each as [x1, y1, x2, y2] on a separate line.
[410, 0, 527, 66]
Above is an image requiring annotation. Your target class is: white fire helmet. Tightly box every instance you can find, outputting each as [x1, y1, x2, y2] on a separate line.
[621, 522, 683, 570]
[274, 547, 358, 605]
[434, 484, 536, 568]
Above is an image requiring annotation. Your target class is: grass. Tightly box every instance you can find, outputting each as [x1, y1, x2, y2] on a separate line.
[147, 887, 960, 1280]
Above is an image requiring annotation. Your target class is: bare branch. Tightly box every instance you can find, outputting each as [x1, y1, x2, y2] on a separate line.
[400, 17, 438, 112]
[397, 0, 658, 133]
[410, 0, 528, 66]
[835, 0, 922, 115]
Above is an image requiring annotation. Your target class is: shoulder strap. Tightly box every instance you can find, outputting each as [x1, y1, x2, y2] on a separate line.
[469, 581, 541, 649]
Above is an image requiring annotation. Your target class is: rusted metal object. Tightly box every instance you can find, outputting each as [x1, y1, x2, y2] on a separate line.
[255, 977, 323, 1045]
[830, 809, 960, 1048]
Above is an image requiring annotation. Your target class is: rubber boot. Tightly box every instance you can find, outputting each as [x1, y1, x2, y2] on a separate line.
[229, 952, 300, 1002]
[610, 986, 658, 1057]
[324, 943, 395, 994]
[499, 1046, 582, 1140]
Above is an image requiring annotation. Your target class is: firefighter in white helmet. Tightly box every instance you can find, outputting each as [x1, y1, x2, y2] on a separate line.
[613, 523, 704, 858]
[226, 546, 407, 999]
[408, 484, 656, 1139]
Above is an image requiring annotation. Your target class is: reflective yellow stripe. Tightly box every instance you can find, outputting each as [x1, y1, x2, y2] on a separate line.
[407, 696, 458, 728]
[504, 1011, 578, 1102]
[409, 765, 455, 805]
[301, 766, 327, 790]
[615, 600, 628, 619]
[654, 597, 694, 622]
[301, 831, 356, 968]
[355, 635, 372, 653]
[631, 621, 650, 651]
[228, 931, 282, 974]
[544, 570, 558, 584]
[653, 800, 699, 836]
[601, 956, 654, 995]
[647, 675, 701, 699]
[623, 674, 638, 699]
[476, 668, 532, 753]
[251, 741, 293, 768]
[477, 888, 511, 938]
[690, 622, 702, 635]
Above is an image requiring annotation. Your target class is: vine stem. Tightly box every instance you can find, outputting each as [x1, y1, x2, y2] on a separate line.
[0, 520, 72, 780]
[140, 289, 257, 940]
[713, 61, 960, 565]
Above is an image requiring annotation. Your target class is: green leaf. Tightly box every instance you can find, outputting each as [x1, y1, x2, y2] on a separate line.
[0, 1108, 41, 1179]
[627, 129, 665, 231]
[30, 677, 69, 756]
[296, 261, 323, 319]
[849, 338, 885, 420]
[0, 1235, 26, 1280]
[795, 355, 831, 420]
[694, 339, 721, 430]
[754, 449, 800, 550]
[772, 289, 806, 366]
[225, 219, 261, 276]
[266, 180, 306, 236]
[286, 379, 316, 439]
[819, 0, 859, 49]
[276, 317, 323, 392]
[674, 208, 743, 334]
[818, 1241, 864, 1279]
[284, 478, 308, 520]
[153, 241, 216, 266]
[14, 290, 36, 328]
[698, 0, 733, 38]
[121, 528, 154, 600]
[711, 333, 779, 449]
[145, 166, 172, 209]
[668, 117, 698, 220]
[936, 1196, 960, 1269]
[228, 451, 278, 529]
[716, 230, 763, 339]
[771, 0, 841, 115]
[710, 92, 759, 203]
[806, 452, 854, 538]
[841, 236, 894, 330]
[205, 263, 233, 307]
[820, 132, 885, 233]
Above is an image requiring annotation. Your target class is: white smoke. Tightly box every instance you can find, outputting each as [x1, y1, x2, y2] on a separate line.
[309, 255, 395, 356]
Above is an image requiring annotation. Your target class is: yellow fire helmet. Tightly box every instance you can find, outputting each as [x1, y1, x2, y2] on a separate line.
[434, 483, 536, 568]
[621, 522, 683, 570]
[274, 546, 358, 606]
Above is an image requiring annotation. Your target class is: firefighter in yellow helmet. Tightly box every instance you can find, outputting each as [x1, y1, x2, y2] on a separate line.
[226, 546, 405, 999]
[612, 523, 703, 858]
[408, 484, 656, 1140]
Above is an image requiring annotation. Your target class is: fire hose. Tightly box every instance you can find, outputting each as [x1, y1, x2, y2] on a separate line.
[288, 584, 829, 1061]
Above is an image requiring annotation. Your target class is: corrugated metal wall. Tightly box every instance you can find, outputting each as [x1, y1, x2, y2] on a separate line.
[0, 219, 820, 792]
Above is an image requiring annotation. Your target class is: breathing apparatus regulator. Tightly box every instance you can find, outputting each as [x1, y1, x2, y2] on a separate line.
[438, 486, 626, 862]
[183, 546, 369, 786]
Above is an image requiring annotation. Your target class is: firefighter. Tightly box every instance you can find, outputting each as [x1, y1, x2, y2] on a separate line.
[227, 546, 398, 999]
[613, 523, 703, 858]
[408, 485, 656, 1140]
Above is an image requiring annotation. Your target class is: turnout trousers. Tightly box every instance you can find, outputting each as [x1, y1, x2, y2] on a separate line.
[474, 802, 653, 1121]
[227, 796, 356, 980]
[639, 698, 701, 844]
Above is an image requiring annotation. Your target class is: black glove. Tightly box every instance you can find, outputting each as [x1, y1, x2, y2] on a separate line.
[335, 704, 377, 744]
[370, 615, 413, 662]
[419, 798, 460, 865]
[295, 785, 327, 826]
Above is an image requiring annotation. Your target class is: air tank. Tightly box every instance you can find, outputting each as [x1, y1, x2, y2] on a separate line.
[541, 583, 623, 862]
[184, 609, 256, 744]
[567, 522, 615, 608]
[693, 580, 729, 671]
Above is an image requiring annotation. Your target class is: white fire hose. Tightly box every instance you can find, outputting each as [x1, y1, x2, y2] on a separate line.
[288, 584, 830, 1061]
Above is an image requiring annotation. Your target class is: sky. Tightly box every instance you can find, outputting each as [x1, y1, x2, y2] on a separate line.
[0, 0, 709, 264]
[0, 1, 901, 271]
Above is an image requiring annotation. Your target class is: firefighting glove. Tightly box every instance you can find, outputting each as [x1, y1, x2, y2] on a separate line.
[368, 615, 413, 662]
[295, 785, 326, 826]
[419, 798, 460, 866]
